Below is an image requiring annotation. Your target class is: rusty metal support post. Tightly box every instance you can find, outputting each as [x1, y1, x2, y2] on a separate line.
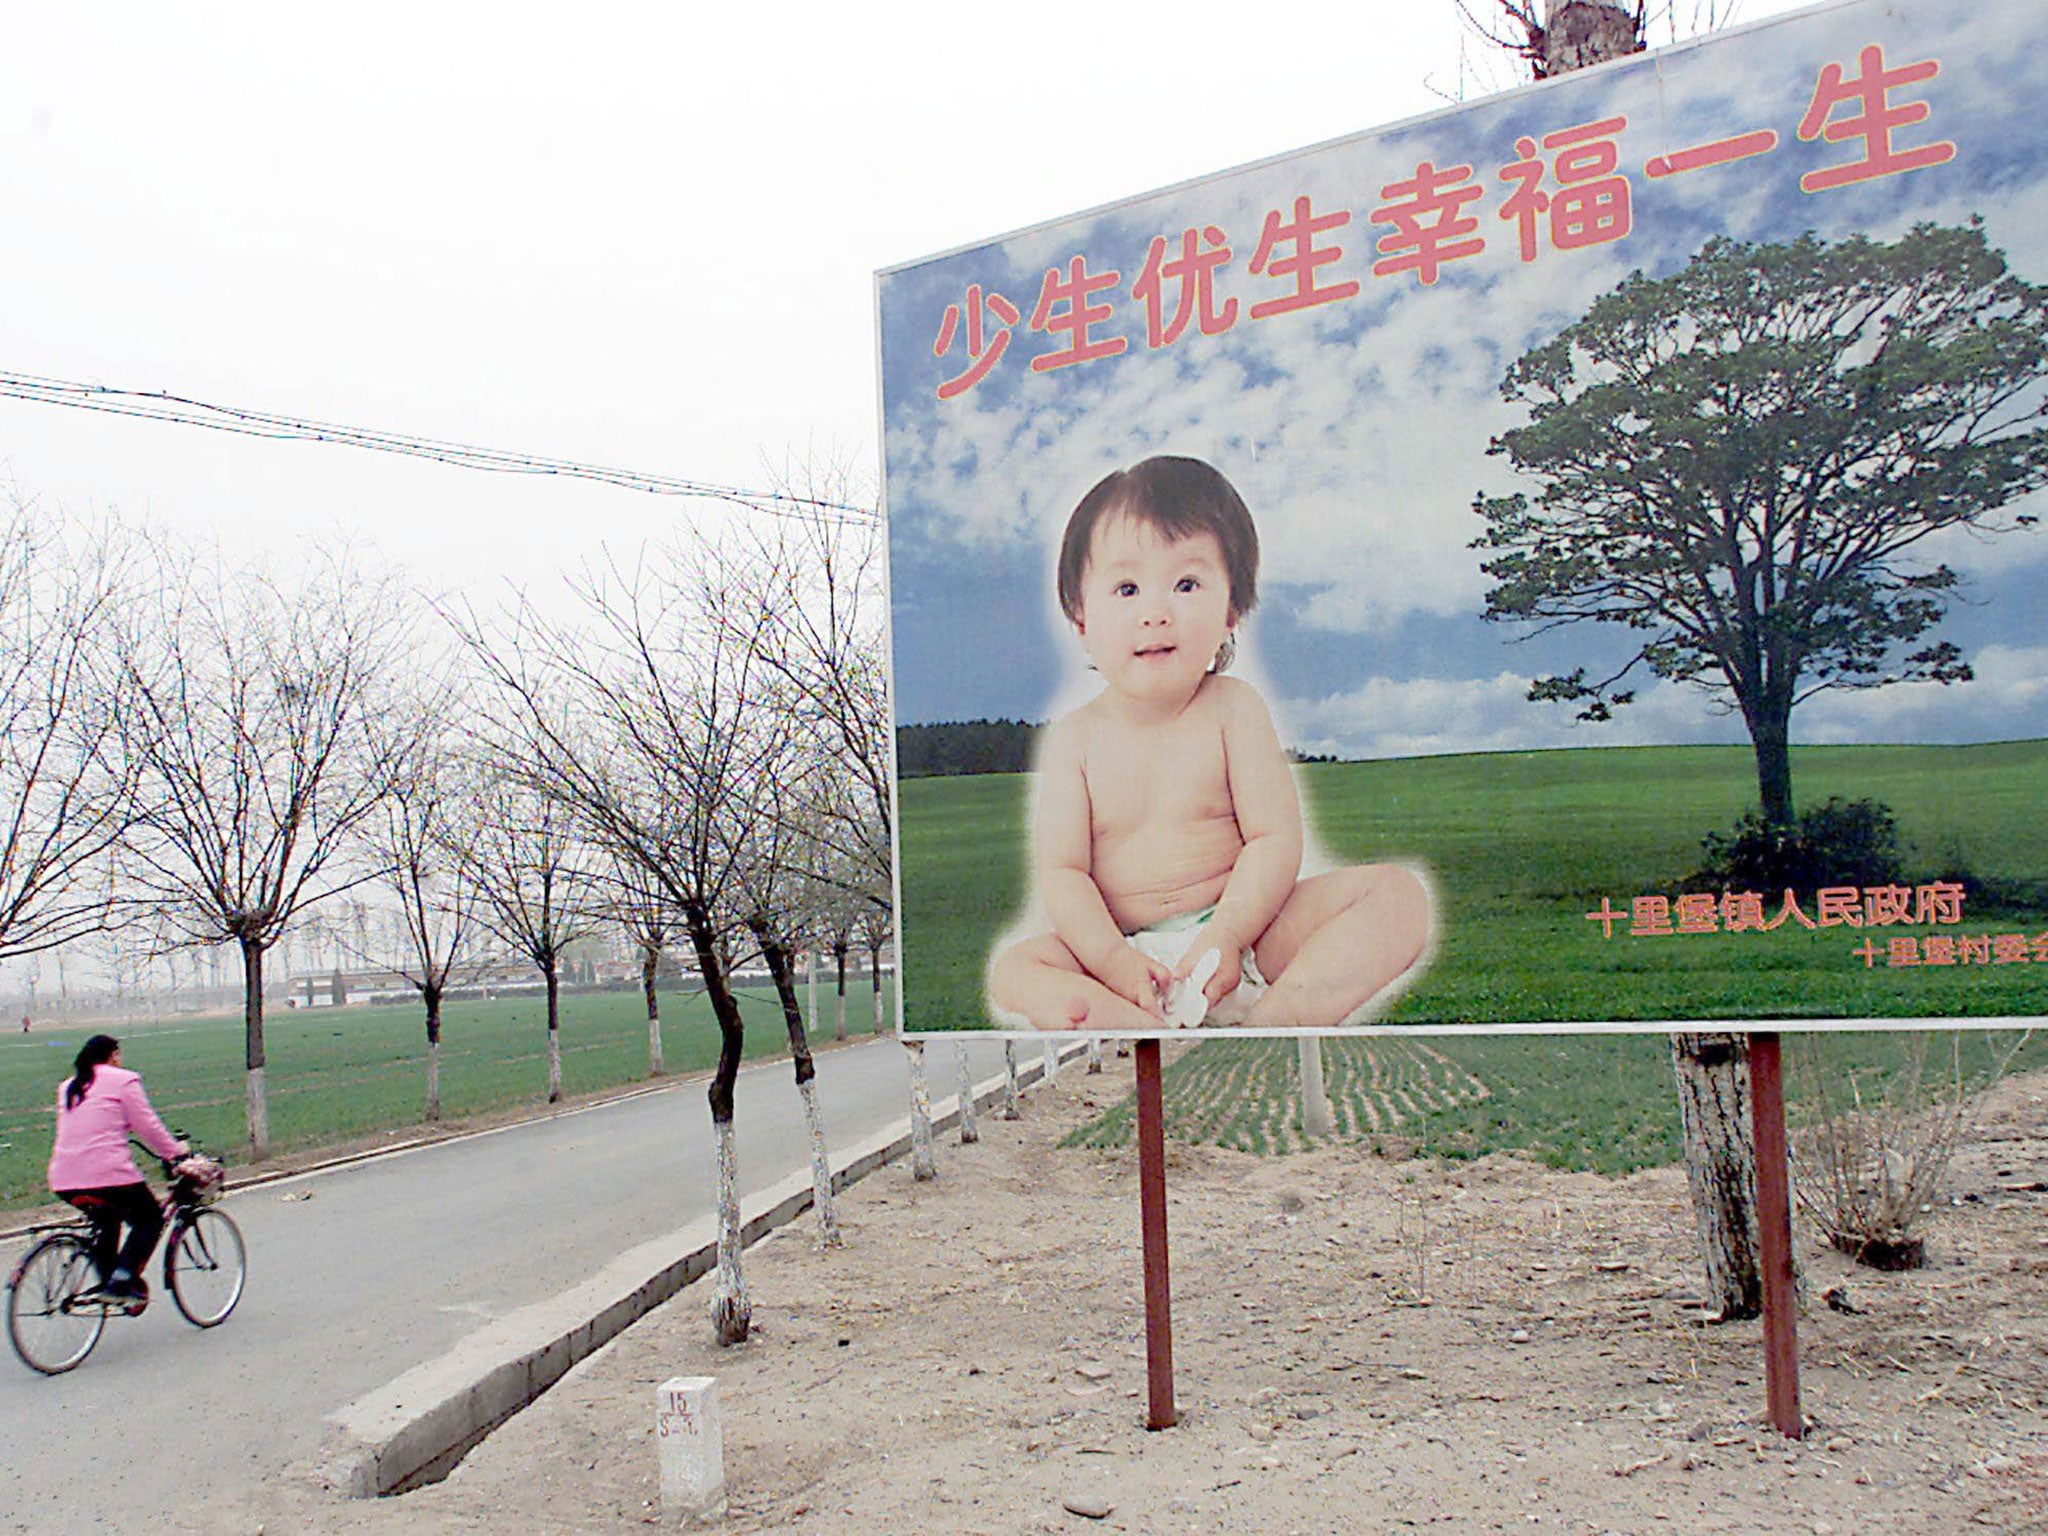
[1747, 1031, 1803, 1438]
[1135, 1038, 1177, 1429]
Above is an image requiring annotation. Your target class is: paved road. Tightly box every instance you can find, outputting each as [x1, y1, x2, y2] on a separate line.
[0, 1033, 1037, 1534]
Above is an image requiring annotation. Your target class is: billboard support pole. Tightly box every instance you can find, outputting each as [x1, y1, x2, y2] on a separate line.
[1134, 1039, 1178, 1430]
[1747, 1031, 1803, 1438]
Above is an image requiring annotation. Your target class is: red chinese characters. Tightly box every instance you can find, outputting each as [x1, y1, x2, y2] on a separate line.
[1247, 196, 1361, 317]
[1371, 161, 1487, 285]
[1027, 256, 1129, 373]
[1644, 129, 1778, 180]
[1853, 932, 2045, 969]
[1590, 882, 1972, 940]
[1498, 117, 1632, 262]
[1796, 43, 1955, 193]
[927, 37, 1963, 402]
[1132, 226, 1238, 349]
[932, 285, 1023, 401]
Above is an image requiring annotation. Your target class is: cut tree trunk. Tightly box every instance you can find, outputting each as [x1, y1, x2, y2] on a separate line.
[1670, 1032, 1764, 1320]
[1541, 1, 1643, 76]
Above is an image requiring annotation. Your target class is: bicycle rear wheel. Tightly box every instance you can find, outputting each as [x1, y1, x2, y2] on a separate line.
[165, 1208, 245, 1327]
[7, 1233, 106, 1374]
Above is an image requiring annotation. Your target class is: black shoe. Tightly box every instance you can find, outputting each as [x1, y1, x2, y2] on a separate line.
[105, 1270, 145, 1300]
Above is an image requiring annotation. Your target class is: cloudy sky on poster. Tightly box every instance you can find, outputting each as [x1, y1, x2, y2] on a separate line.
[882, 0, 2048, 762]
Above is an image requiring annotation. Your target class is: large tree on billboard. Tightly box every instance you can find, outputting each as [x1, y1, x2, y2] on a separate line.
[1477, 220, 2048, 828]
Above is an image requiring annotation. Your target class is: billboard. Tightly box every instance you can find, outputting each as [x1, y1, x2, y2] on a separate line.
[878, 0, 2048, 1038]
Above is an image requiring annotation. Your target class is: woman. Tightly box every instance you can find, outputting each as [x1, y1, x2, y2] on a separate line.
[47, 1035, 189, 1304]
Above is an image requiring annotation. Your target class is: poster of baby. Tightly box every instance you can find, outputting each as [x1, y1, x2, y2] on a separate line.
[877, 0, 2048, 1038]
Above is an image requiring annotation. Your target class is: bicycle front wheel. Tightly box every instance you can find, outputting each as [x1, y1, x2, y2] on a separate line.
[166, 1208, 245, 1328]
[7, 1233, 107, 1374]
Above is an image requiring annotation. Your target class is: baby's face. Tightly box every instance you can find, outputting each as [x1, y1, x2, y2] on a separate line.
[1074, 512, 1235, 709]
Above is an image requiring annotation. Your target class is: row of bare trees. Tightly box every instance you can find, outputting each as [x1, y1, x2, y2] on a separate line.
[2, 480, 891, 1340]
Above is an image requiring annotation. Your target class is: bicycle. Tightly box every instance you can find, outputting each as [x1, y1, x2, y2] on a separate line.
[6, 1148, 246, 1375]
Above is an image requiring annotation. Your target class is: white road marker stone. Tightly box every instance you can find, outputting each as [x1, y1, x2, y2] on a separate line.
[657, 1376, 725, 1521]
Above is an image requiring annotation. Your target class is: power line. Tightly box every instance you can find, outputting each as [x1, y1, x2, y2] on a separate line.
[0, 370, 875, 522]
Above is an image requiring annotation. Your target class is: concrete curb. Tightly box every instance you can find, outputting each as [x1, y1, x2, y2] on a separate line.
[322, 1037, 1089, 1498]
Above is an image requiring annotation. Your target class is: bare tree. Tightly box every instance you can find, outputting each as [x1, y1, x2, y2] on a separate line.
[461, 770, 597, 1105]
[719, 646, 849, 1246]
[736, 469, 892, 937]
[0, 496, 136, 963]
[607, 858, 677, 1078]
[455, 544, 784, 1345]
[118, 539, 409, 1157]
[370, 702, 485, 1122]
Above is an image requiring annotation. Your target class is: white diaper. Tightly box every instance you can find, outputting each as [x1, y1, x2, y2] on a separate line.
[1127, 906, 1266, 1027]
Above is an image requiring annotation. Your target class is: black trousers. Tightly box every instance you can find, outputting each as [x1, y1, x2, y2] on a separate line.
[57, 1183, 164, 1282]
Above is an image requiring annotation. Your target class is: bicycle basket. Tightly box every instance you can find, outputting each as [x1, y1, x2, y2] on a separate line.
[171, 1153, 225, 1207]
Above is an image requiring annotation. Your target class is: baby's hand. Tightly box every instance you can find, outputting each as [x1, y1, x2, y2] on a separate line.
[1177, 938, 1243, 1008]
[1103, 944, 1171, 1018]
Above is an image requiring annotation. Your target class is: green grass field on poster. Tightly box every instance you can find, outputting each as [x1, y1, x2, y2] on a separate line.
[900, 738, 2048, 1032]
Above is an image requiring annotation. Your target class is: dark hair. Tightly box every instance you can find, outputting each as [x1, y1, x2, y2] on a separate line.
[66, 1034, 121, 1111]
[1056, 455, 1260, 628]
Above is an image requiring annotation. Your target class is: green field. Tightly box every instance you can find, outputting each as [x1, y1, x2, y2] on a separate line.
[1061, 1029, 2047, 1173]
[0, 982, 879, 1212]
[901, 739, 2048, 1030]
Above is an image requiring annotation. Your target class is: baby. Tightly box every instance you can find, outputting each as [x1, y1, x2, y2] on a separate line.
[989, 455, 1431, 1032]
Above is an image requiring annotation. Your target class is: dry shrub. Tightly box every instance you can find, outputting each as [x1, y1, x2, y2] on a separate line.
[1791, 1031, 2031, 1270]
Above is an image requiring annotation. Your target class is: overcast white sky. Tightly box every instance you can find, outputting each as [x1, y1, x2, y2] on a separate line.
[0, 1, 1817, 602]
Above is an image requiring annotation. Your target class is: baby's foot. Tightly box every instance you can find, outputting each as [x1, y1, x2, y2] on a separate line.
[1064, 996, 1091, 1031]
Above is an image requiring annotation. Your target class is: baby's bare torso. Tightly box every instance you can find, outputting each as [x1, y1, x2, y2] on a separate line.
[1070, 680, 1243, 933]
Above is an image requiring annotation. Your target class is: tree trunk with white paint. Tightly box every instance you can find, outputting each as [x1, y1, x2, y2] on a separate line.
[833, 938, 848, 1043]
[906, 1039, 936, 1180]
[688, 901, 751, 1346]
[870, 938, 885, 1034]
[643, 945, 665, 1077]
[242, 938, 271, 1158]
[710, 1118, 751, 1343]
[754, 918, 840, 1246]
[956, 1043, 980, 1144]
[1086, 1038, 1103, 1074]
[798, 1075, 842, 1247]
[545, 962, 563, 1104]
[1002, 1040, 1021, 1119]
[1671, 1032, 1763, 1320]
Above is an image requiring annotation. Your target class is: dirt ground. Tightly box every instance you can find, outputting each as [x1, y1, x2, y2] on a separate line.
[188, 1053, 2048, 1536]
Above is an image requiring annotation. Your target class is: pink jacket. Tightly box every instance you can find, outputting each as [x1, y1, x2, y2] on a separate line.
[47, 1065, 186, 1192]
